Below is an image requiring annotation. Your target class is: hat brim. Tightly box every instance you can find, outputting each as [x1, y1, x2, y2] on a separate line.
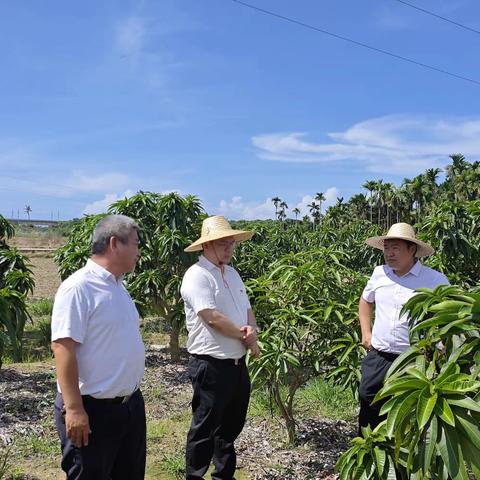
[184, 230, 254, 252]
[365, 235, 434, 257]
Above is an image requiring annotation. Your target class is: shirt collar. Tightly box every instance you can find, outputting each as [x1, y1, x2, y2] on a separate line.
[86, 258, 120, 283]
[385, 260, 422, 278]
[198, 255, 230, 273]
[198, 255, 219, 271]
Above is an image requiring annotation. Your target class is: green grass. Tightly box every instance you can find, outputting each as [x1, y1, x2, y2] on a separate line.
[27, 298, 54, 318]
[249, 376, 357, 423]
[296, 376, 357, 422]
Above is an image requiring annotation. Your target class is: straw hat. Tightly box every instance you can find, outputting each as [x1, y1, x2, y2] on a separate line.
[365, 222, 434, 257]
[184, 215, 254, 252]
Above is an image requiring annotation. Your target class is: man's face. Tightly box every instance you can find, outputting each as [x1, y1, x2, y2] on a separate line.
[115, 229, 140, 274]
[208, 236, 236, 265]
[383, 239, 416, 272]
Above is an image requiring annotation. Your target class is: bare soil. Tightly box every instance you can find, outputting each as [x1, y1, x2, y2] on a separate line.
[28, 254, 61, 299]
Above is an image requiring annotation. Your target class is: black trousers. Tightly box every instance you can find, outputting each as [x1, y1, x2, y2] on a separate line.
[186, 354, 251, 480]
[54, 389, 146, 480]
[358, 349, 399, 435]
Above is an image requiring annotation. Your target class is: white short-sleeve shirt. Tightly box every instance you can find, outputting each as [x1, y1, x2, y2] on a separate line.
[362, 261, 449, 354]
[181, 255, 250, 359]
[51, 259, 145, 398]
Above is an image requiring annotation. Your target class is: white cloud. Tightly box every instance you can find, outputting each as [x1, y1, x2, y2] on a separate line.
[252, 115, 480, 175]
[83, 190, 135, 215]
[215, 189, 339, 221]
[29, 171, 131, 198]
[294, 188, 339, 217]
[217, 196, 274, 220]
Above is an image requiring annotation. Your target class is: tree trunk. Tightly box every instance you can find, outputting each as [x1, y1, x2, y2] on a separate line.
[273, 384, 296, 445]
[169, 323, 181, 361]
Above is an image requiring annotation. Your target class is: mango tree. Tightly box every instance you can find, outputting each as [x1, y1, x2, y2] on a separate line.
[55, 192, 204, 360]
[336, 285, 480, 479]
[247, 248, 365, 444]
[111, 192, 204, 360]
[0, 216, 34, 367]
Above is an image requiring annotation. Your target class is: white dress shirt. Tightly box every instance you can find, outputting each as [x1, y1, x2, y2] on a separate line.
[51, 259, 145, 398]
[181, 255, 251, 359]
[362, 261, 449, 354]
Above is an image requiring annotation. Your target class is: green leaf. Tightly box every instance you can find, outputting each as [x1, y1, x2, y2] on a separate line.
[423, 416, 438, 474]
[386, 390, 420, 438]
[447, 396, 480, 414]
[435, 397, 456, 426]
[374, 447, 387, 477]
[437, 424, 469, 480]
[417, 388, 438, 429]
[455, 410, 480, 451]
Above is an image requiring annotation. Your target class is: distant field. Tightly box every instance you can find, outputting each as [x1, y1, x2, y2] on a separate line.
[29, 253, 61, 299]
[8, 232, 64, 299]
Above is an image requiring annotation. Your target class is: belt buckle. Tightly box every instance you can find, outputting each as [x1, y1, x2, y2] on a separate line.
[234, 358, 239, 366]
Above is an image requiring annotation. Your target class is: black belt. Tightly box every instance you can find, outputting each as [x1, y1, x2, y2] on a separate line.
[191, 353, 245, 366]
[83, 389, 138, 405]
[371, 348, 400, 361]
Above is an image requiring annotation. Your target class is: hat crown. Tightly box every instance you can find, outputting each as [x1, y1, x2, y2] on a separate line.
[201, 215, 232, 237]
[385, 222, 416, 240]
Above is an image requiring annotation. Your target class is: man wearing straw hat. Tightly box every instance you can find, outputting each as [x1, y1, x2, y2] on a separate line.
[181, 215, 259, 480]
[358, 222, 448, 433]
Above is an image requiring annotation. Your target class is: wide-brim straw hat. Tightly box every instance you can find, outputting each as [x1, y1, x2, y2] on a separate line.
[185, 215, 254, 252]
[365, 222, 434, 257]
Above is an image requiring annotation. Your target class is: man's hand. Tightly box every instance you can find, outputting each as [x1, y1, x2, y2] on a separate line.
[240, 325, 257, 347]
[362, 333, 372, 351]
[65, 406, 90, 447]
[249, 342, 260, 358]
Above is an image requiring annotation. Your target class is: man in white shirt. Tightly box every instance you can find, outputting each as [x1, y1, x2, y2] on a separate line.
[181, 215, 259, 480]
[358, 223, 448, 433]
[51, 215, 146, 479]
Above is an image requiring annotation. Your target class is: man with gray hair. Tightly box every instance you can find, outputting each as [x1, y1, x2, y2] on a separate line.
[51, 214, 146, 479]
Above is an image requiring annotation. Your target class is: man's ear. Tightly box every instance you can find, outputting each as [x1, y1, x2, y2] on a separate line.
[109, 235, 118, 251]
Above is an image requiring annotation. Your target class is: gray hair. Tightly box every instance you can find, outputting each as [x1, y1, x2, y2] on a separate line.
[91, 215, 139, 255]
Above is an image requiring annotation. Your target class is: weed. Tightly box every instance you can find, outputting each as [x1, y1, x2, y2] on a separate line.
[296, 376, 357, 422]
[27, 298, 53, 318]
[160, 452, 185, 478]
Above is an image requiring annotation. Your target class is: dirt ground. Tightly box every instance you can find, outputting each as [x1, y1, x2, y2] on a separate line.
[29, 254, 61, 299]
[7, 234, 63, 299]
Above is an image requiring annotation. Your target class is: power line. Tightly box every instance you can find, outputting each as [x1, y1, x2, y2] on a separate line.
[392, 0, 480, 36]
[231, 0, 480, 87]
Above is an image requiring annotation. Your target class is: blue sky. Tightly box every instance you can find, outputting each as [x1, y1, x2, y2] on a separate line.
[1, 0, 479, 220]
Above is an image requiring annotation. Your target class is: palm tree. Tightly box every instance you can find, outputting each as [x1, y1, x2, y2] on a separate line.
[349, 194, 368, 219]
[409, 175, 428, 222]
[362, 180, 377, 223]
[373, 179, 384, 225]
[292, 207, 300, 220]
[24, 205, 32, 220]
[308, 202, 320, 230]
[315, 192, 326, 222]
[382, 183, 395, 228]
[272, 197, 281, 220]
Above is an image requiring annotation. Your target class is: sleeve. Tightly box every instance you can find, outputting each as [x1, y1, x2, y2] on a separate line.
[181, 268, 217, 314]
[361, 268, 378, 303]
[51, 282, 90, 344]
[437, 272, 450, 287]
